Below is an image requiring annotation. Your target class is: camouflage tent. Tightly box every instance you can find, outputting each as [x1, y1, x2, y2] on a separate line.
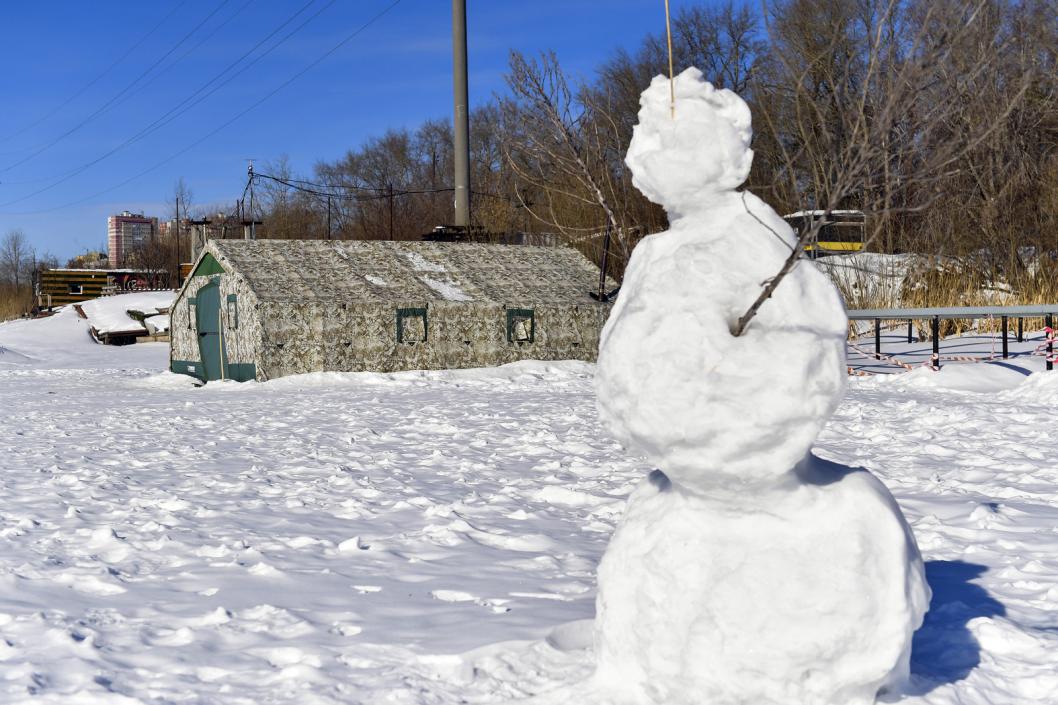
[169, 239, 614, 382]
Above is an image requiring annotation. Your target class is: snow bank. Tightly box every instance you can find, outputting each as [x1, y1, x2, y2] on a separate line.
[999, 368, 1058, 403]
[0, 306, 166, 370]
[869, 364, 1030, 394]
[79, 291, 174, 334]
[591, 67, 929, 705]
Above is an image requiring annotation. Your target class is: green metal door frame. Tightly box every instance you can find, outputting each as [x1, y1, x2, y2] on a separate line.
[195, 279, 227, 381]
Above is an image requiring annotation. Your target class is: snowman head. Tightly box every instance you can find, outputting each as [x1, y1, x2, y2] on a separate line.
[625, 68, 753, 217]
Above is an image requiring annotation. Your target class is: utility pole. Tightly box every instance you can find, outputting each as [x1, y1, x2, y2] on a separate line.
[327, 196, 332, 240]
[452, 0, 470, 228]
[247, 161, 256, 240]
[175, 195, 181, 263]
[387, 183, 395, 240]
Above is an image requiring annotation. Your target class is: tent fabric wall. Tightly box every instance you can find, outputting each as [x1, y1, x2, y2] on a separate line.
[170, 239, 614, 382]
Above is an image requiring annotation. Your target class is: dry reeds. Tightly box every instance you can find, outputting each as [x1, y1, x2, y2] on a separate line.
[825, 253, 1058, 340]
[0, 284, 32, 322]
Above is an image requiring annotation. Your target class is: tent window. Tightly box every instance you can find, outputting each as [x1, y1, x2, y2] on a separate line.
[226, 294, 238, 329]
[507, 308, 535, 343]
[397, 308, 428, 344]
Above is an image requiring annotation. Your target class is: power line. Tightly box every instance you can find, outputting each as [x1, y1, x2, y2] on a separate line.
[152, 0, 255, 93]
[0, 0, 232, 174]
[0, 1, 189, 150]
[0, 0, 404, 217]
[254, 172, 406, 200]
[1, 0, 255, 183]
[265, 174, 390, 193]
[0, 0, 330, 204]
[254, 171, 514, 204]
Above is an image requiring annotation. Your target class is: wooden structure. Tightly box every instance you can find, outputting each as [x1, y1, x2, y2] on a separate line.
[170, 239, 614, 383]
[37, 269, 168, 308]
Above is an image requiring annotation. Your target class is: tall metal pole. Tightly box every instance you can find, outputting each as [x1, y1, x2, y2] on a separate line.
[598, 220, 611, 300]
[388, 183, 395, 239]
[248, 161, 256, 240]
[452, 0, 470, 228]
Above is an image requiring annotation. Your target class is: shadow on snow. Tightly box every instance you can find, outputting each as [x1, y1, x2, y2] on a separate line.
[907, 560, 1005, 693]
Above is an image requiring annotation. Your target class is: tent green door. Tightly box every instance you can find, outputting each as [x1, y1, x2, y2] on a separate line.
[195, 280, 226, 381]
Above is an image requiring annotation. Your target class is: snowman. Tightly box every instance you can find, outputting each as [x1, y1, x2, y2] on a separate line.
[590, 68, 930, 705]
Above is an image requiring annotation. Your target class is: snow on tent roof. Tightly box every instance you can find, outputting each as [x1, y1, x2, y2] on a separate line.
[206, 239, 614, 305]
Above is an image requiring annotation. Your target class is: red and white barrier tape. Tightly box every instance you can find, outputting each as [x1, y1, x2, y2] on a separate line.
[1030, 327, 1058, 363]
[849, 315, 1015, 375]
[847, 340, 934, 373]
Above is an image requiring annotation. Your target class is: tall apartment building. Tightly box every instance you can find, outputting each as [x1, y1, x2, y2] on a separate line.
[107, 211, 158, 268]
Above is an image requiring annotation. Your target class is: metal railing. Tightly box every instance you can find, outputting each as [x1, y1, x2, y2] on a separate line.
[847, 305, 1058, 371]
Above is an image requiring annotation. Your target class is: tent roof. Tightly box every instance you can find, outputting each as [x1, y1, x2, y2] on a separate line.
[205, 239, 614, 306]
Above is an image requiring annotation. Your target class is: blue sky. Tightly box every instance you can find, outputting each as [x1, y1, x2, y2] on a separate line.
[0, 0, 688, 260]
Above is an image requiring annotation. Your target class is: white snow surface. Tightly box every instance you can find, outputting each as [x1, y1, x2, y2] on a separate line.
[592, 69, 927, 704]
[144, 314, 170, 334]
[78, 291, 175, 334]
[0, 313, 1057, 703]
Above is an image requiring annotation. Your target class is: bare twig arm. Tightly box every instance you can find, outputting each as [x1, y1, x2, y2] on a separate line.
[732, 211, 825, 337]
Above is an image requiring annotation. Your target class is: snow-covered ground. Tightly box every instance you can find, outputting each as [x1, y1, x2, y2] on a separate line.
[1, 308, 1057, 703]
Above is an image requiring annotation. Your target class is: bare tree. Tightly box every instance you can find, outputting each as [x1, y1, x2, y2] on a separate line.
[0, 229, 33, 289]
[168, 177, 194, 266]
[126, 235, 175, 288]
[235, 0, 1055, 312]
[733, 0, 1034, 335]
[502, 51, 621, 237]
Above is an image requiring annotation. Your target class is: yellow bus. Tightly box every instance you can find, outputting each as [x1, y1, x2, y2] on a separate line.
[783, 210, 865, 257]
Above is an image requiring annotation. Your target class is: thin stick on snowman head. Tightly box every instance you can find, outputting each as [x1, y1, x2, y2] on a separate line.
[664, 0, 675, 119]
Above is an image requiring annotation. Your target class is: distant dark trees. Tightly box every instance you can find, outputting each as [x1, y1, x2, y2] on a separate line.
[246, 0, 1056, 284]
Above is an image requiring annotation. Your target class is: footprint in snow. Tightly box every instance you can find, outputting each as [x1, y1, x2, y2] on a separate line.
[145, 626, 195, 646]
[329, 622, 363, 637]
[53, 572, 126, 596]
[353, 585, 381, 594]
[248, 646, 323, 669]
[430, 589, 510, 613]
